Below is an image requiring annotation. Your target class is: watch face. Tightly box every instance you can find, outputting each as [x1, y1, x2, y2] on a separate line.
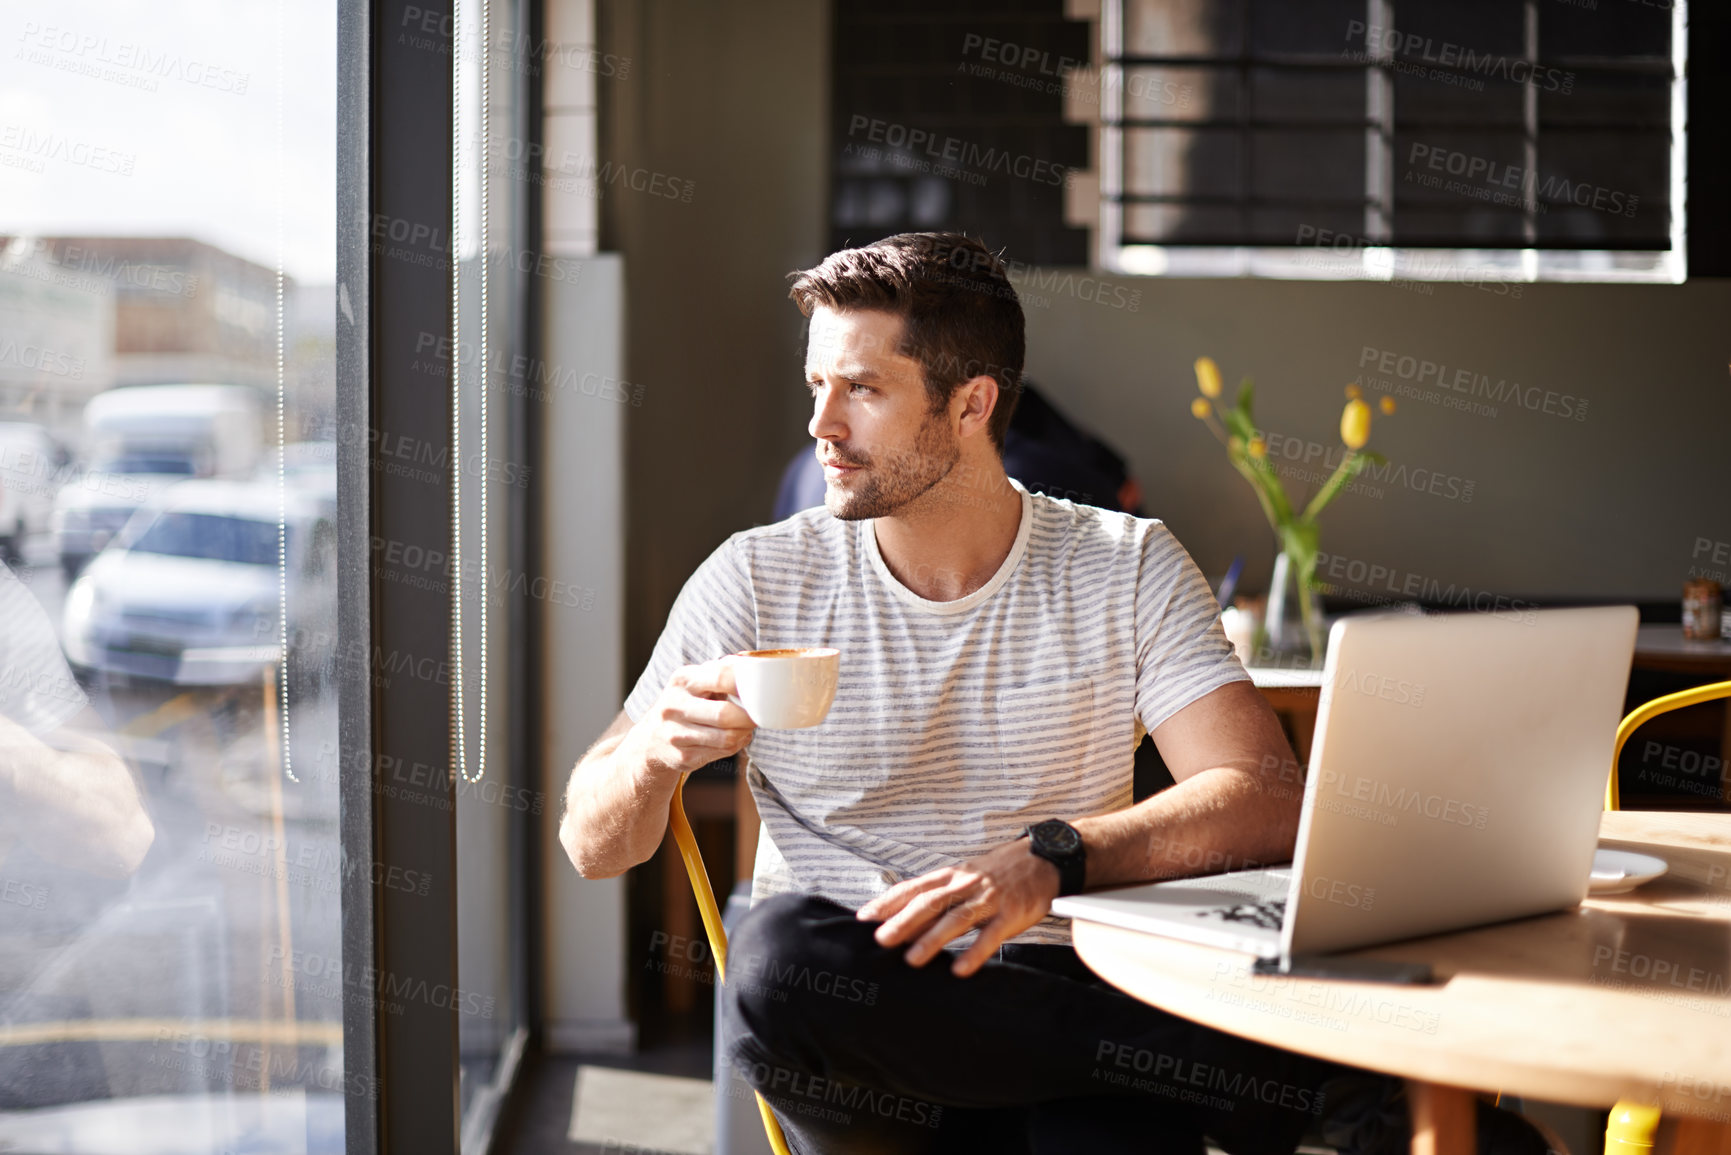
[1034, 819, 1081, 855]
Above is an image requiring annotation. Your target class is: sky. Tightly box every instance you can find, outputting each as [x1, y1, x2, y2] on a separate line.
[1, 0, 341, 285]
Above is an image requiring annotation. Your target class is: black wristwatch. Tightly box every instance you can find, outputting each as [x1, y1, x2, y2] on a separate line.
[1022, 818, 1087, 897]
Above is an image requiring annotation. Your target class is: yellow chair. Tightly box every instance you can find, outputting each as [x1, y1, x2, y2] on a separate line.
[1601, 679, 1731, 1155]
[669, 775, 795, 1155]
[1604, 679, 1731, 811]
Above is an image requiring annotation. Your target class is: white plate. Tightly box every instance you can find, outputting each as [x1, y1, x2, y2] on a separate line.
[1589, 849, 1669, 895]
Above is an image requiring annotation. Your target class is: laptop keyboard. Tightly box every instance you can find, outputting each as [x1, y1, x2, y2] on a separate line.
[1196, 898, 1287, 930]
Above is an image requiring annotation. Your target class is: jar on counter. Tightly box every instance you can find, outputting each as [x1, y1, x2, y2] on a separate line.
[1683, 579, 1723, 641]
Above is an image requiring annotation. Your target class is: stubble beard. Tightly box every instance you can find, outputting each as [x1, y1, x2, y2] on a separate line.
[824, 408, 961, 522]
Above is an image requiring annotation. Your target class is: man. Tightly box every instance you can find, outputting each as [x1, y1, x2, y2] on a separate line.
[558, 234, 1528, 1153]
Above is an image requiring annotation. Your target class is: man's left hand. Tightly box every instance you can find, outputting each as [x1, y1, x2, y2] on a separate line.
[856, 838, 1060, 978]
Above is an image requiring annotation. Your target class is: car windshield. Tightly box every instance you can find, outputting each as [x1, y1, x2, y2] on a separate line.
[128, 511, 281, 566]
[92, 454, 197, 475]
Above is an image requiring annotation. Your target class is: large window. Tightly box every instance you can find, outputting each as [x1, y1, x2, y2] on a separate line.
[0, 0, 344, 1150]
[2, 2, 540, 1151]
[1099, 0, 1686, 281]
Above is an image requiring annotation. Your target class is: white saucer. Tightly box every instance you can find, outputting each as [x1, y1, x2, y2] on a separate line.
[1589, 849, 1669, 895]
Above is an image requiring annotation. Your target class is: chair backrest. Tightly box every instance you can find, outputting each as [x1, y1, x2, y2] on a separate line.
[1605, 680, 1731, 810]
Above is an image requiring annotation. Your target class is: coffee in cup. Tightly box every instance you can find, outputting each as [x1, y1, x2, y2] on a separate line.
[726, 647, 840, 729]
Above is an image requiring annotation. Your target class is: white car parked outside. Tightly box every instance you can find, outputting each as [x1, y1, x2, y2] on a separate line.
[62, 480, 335, 687]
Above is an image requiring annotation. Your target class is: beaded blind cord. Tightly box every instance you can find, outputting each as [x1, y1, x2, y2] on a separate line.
[451, 0, 490, 784]
[276, 0, 295, 782]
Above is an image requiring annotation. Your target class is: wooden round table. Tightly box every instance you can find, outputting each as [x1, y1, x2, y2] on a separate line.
[1071, 812, 1731, 1155]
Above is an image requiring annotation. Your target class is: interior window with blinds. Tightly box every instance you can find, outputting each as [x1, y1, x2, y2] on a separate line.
[1099, 0, 1683, 281]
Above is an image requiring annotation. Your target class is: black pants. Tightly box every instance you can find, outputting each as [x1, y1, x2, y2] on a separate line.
[720, 893, 1350, 1155]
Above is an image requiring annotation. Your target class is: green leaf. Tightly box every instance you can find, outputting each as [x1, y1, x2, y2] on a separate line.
[1234, 377, 1255, 420]
[1221, 407, 1254, 443]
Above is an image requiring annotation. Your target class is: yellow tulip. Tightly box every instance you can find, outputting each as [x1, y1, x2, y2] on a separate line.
[1248, 436, 1267, 459]
[1194, 357, 1223, 399]
[1380, 396, 1396, 415]
[1341, 398, 1371, 449]
[1345, 383, 1362, 400]
[1191, 397, 1212, 419]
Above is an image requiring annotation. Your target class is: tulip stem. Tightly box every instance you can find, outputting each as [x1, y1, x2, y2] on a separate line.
[1301, 449, 1368, 523]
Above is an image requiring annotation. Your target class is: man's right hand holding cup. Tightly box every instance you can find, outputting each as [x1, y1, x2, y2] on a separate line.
[623, 657, 758, 779]
[561, 648, 835, 878]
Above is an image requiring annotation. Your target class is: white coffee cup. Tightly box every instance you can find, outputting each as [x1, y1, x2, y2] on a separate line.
[726, 647, 840, 729]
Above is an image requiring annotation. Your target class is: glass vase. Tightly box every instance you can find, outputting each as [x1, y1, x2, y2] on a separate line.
[1263, 550, 1325, 668]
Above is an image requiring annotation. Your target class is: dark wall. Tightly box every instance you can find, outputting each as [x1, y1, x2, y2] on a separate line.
[599, 0, 833, 681]
[1022, 275, 1731, 605]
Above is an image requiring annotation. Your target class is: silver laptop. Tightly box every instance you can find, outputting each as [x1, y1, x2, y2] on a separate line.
[1052, 605, 1639, 960]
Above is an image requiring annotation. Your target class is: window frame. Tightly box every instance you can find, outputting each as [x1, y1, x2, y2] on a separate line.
[338, 1, 462, 1152]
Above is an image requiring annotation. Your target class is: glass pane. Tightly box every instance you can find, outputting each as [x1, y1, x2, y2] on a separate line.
[1533, 203, 1671, 249]
[1249, 130, 1366, 200]
[1247, 206, 1366, 245]
[1544, 3, 1671, 59]
[1540, 71, 1672, 129]
[1123, 127, 1242, 198]
[1393, 129, 1530, 207]
[1248, 0, 1368, 58]
[1123, 0, 1240, 58]
[1123, 201, 1244, 244]
[1, 0, 341, 1151]
[1532, 131, 1671, 248]
[1250, 68, 1366, 123]
[1391, 206, 1532, 246]
[1388, 1, 1525, 59]
[1120, 66, 1227, 123]
[1391, 68, 1527, 128]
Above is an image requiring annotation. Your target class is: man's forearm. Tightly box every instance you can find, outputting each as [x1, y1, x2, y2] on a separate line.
[559, 728, 680, 880]
[561, 662, 757, 880]
[1073, 758, 1304, 890]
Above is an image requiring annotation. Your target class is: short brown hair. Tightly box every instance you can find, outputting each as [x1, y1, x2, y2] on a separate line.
[787, 232, 1024, 453]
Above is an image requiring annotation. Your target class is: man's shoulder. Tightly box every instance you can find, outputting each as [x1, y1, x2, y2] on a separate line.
[723, 506, 850, 562]
[1024, 490, 1179, 560]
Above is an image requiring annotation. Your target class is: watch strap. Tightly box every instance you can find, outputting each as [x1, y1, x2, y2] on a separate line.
[1024, 819, 1086, 897]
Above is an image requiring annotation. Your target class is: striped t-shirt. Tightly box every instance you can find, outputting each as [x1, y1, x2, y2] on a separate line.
[624, 478, 1248, 945]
